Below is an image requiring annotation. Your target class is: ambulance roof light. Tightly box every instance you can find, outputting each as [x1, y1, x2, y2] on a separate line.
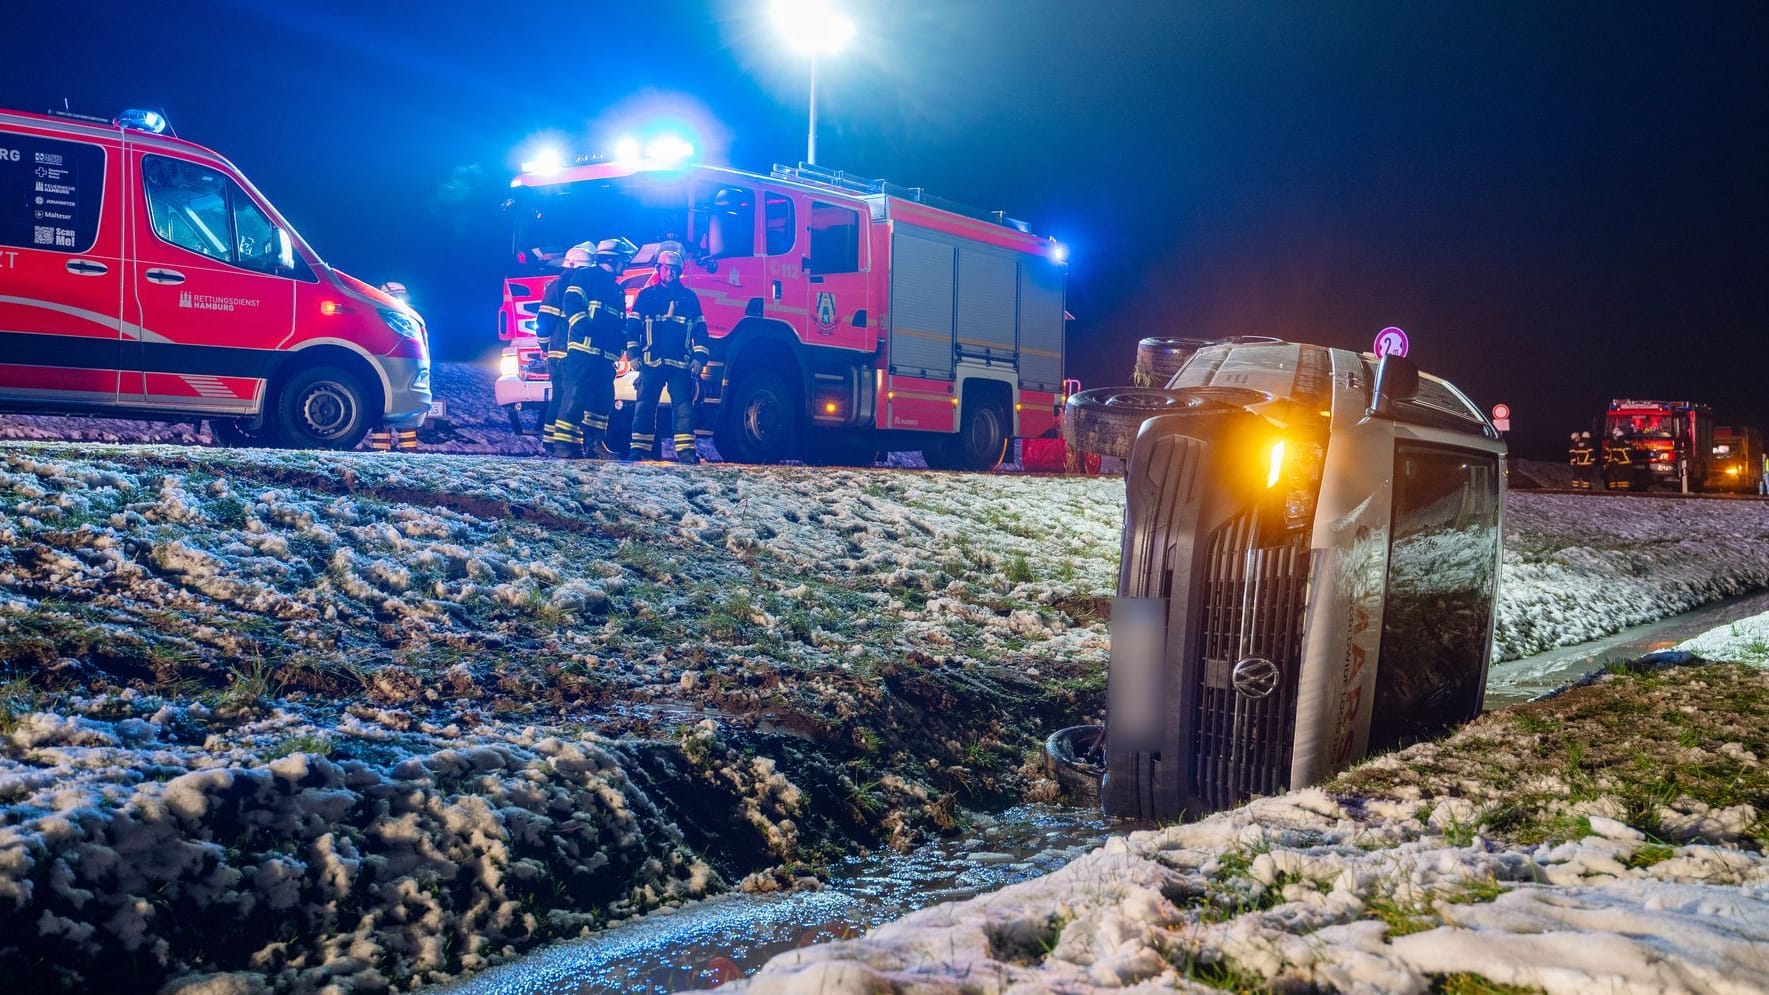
[520, 146, 565, 177]
[115, 109, 168, 135]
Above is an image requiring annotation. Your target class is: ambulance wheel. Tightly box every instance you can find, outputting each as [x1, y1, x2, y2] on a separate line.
[927, 398, 1009, 471]
[209, 418, 278, 448]
[717, 369, 799, 464]
[1063, 387, 1200, 459]
[276, 365, 372, 451]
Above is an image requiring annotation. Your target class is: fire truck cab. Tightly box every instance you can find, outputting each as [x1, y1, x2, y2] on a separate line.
[499, 155, 1066, 467]
[0, 108, 431, 449]
[1603, 399, 1712, 492]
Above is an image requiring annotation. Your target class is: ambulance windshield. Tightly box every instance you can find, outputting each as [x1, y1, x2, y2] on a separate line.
[509, 174, 758, 270]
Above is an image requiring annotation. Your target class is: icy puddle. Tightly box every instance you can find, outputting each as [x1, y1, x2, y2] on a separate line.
[425, 804, 1112, 995]
[1484, 584, 1769, 706]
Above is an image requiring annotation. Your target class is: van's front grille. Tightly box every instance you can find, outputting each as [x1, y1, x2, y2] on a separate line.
[1190, 507, 1310, 810]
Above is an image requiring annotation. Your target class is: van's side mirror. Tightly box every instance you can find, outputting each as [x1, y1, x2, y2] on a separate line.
[1368, 353, 1420, 418]
[274, 228, 295, 273]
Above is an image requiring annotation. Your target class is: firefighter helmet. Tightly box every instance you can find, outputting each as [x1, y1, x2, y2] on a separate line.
[1570, 432, 1580, 441]
[563, 242, 596, 268]
[594, 237, 638, 265]
[1580, 431, 1591, 440]
[656, 241, 686, 270]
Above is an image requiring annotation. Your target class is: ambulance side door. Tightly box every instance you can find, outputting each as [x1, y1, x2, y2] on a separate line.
[0, 127, 123, 407]
[126, 148, 293, 413]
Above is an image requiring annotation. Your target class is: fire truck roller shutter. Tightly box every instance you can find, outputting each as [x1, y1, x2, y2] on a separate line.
[955, 246, 1017, 360]
[1018, 257, 1065, 393]
[887, 230, 956, 380]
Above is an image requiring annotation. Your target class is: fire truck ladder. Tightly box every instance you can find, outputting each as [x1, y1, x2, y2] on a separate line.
[769, 162, 1033, 233]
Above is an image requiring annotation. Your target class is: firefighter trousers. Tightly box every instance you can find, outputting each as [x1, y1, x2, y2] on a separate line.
[546, 352, 615, 457]
[630, 365, 695, 460]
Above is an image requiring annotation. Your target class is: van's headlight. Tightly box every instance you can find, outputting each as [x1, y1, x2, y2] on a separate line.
[379, 308, 424, 340]
[1262, 437, 1325, 531]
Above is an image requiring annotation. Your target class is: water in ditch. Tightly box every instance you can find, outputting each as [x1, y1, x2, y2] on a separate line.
[424, 803, 1112, 995]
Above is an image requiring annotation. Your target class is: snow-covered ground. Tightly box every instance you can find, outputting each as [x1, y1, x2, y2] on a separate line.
[3, 369, 1769, 993]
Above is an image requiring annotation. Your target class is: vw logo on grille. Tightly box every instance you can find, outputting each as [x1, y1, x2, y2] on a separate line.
[1231, 657, 1280, 699]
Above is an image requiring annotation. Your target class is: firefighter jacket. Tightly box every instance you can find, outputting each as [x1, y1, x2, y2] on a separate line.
[626, 282, 710, 369]
[1569, 440, 1594, 466]
[562, 266, 629, 359]
[533, 275, 571, 358]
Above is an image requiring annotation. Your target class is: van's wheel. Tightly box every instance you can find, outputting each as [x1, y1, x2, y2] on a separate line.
[927, 398, 1009, 471]
[209, 418, 278, 448]
[1133, 337, 1213, 387]
[715, 369, 800, 464]
[276, 365, 373, 450]
[1062, 387, 1202, 460]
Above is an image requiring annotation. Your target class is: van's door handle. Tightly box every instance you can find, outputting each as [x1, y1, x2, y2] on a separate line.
[144, 268, 186, 285]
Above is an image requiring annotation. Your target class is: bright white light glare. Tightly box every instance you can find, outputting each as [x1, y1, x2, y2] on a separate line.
[522, 146, 564, 176]
[772, 0, 856, 54]
[613, 136, 641, 161]
[644, 136, 695, 162]
[1048, 241, 1069, 263]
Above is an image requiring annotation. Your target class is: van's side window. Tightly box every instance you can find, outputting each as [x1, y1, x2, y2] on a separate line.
[0, 134, 104, 253]
[142, 155, 289, 275]
[808, 201, 861, 274]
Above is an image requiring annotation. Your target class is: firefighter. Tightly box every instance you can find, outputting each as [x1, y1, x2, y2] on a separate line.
[1605, 426, 1633, 489]
[546, 237, 636, 458]
[1567, 431, 1587, 489]
[625, 243, 709, 463]
[533, 242, 593, 455]
[1760, 452, 1768, 496]
[1581, 431, 1603, 489]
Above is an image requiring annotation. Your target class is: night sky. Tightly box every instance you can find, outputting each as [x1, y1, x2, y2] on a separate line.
[4, 0, 1765, 459]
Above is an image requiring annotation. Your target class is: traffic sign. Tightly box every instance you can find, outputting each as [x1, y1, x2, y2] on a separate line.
[1374, 326, 1409, 358]
[1493, 418, 1511, 432]
[1491, 403, 1510, 420]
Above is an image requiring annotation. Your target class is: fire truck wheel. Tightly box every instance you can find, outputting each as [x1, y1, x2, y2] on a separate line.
[209, 418, 278, 448]
[1063, 386, 1202, 459]
[930, 399, 1010, 471]
[276, 365, 373, 451]
[717, 370, 800, 464]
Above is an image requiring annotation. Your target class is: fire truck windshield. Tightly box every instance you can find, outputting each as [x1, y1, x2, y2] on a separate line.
[508, 175, 705, 270]
[1608, 412, 1676, 438]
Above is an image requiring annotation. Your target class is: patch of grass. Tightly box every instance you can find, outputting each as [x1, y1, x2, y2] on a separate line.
[1004, 553, 1035, 585]
[266, 732, 334, 759]
[1624, 841, 1677, 869]
[210, 659, 281, 713]
[0, 672, 41, 736]
[1428, 974, 1543, 995]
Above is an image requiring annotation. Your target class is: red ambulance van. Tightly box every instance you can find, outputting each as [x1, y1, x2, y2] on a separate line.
[0, 108, 430, 449]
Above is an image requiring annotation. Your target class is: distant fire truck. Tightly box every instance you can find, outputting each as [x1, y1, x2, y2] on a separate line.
[1708, 426, 1763, 493]
[1602, 399, 1713, 492]
[494, 152, 1067, 467]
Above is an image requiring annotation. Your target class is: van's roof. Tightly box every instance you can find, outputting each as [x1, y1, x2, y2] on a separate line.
[0, 108, 234, 170]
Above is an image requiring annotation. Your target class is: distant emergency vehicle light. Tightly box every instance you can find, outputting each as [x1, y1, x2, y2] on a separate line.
[1048, 240, 1069, 264]
[645, 136, 695, 163]
[521, 147, 565, 177]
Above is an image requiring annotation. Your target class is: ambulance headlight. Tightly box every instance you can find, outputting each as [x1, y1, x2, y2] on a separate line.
[379, 308, 424, 340]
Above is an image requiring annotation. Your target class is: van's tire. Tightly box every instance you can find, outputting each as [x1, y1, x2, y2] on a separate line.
[716, 369, 800, 464]
[276, 365, 373, 451]
[927, 398, 1010, 471]
[1062, 387, 1199, 459]
[209, 418, 279, 448]
[1133, 337, 1214, 387]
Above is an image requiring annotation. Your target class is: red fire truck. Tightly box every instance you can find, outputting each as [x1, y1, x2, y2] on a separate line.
[494, 154, 1067, 467]
[1602, 399, 1713, 492]
[0, 107, 432, 449]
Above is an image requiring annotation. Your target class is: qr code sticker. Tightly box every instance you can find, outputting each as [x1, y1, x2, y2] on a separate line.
[33, 226, 55, 245]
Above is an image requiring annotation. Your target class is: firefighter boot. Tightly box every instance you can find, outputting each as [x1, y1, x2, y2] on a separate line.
[581, 430, 614, 460]
[675, 434, 698, 465]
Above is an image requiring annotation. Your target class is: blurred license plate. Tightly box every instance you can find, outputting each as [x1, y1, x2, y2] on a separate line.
[426, 400, 447, 420]
[1109, 597, 1168, 752]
